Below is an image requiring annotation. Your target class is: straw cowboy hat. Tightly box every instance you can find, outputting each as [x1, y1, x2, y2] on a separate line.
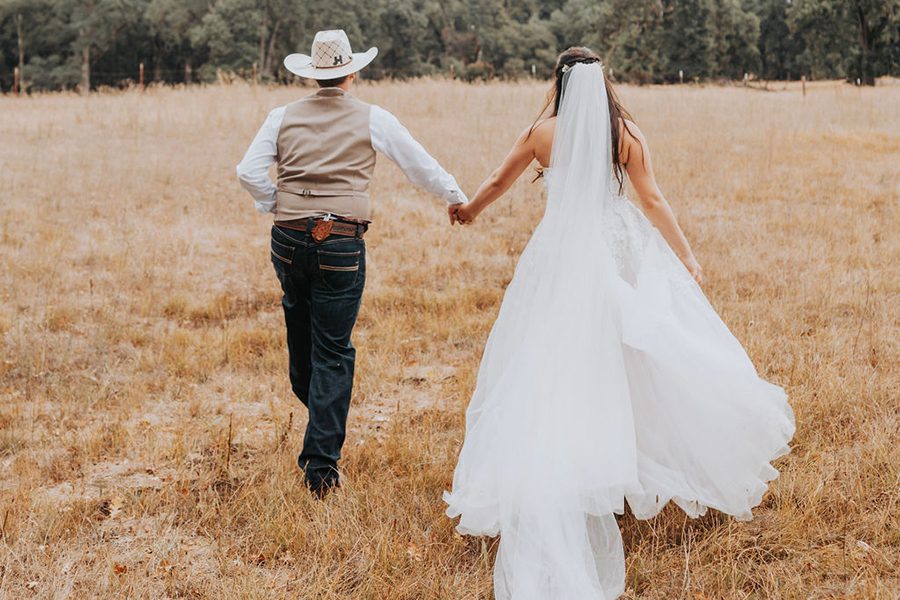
[284, 30, 378, 80]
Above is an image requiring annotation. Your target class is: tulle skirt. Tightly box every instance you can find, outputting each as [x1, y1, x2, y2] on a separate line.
[443, 196, 795, 600]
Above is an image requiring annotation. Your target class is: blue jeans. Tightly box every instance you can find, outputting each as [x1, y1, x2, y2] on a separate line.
[270, 224, 366, 492]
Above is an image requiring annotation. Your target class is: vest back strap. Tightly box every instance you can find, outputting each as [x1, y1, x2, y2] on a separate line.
[278, 186, 368, 198]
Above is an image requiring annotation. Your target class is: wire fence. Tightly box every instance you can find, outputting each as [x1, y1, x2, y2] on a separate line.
[2, 64, 278, 94]
[3, 64, 890, 95]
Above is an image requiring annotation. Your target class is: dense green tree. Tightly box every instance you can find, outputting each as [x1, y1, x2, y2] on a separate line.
[547, 0, 601, 52]
[789, 0, 899, 84]
[189, 0, 262, 80]
[709, 0, 760, 79]
[1, 0, 897, 92]
[0, 0, 77, 91]
[581, 0, 666, 83]
[659, 0, 715, 82]
[745, 0, 803, 79]
[144, 0, 208, 82]
[53, 0, 147, 93]
[372, 0, 434, 77]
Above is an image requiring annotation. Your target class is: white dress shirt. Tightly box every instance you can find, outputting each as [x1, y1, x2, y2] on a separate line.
[236, 100, 467, 214]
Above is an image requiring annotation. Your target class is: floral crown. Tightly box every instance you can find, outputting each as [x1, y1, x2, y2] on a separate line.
[561, 59, 604, 73]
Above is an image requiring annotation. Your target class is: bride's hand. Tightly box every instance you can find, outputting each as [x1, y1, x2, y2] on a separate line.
[683, 255, 703, 285]
[455, 203, 479, 225]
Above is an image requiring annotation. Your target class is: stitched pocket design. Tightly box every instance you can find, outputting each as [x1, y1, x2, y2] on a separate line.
[318, 250, 361, 291]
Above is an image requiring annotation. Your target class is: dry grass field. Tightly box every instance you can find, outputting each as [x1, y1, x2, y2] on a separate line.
[0, 78, 898, 599]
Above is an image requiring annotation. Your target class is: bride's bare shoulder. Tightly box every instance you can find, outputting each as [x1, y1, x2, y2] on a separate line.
[522, 117, 555, 166]
[532, 116, 556, 134]
[618, 118, 649, 164]
[619, 118, 645, 141]
[519, 116, 555, 141]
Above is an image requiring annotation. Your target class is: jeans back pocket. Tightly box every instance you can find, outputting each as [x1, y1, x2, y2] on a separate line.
[318, 249, 361, 292]
[271, 235, 295, 266]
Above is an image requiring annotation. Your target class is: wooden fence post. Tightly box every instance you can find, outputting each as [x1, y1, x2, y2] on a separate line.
[16, 14, 25, 94]
[801, 75, 806, 97]
[679, 69, 684, 84]
[253, 62, 258, 86]
[13, 67, 20, 95]
[139, 62, 144, 88]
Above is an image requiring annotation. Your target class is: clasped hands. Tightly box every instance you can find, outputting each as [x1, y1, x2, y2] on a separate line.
[448, 203, 479, 226]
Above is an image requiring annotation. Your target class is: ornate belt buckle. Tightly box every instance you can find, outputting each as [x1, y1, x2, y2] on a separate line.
[311, 219, 333, 242]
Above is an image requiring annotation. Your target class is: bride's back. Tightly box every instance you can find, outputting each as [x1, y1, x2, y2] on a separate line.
[531, 117, 556, 168]
[531, 116, 631, 171]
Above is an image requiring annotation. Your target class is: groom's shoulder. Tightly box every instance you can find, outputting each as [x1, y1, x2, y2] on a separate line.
[256, 104, 286, 125]
[368, 103, 401, 125]
[263, 105, 287, 125]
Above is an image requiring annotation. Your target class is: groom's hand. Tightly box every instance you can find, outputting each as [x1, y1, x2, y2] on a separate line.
[448, 204, 462, 226]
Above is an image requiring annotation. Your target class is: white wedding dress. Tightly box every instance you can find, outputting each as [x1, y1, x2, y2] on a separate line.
[443, 63, 795, 599]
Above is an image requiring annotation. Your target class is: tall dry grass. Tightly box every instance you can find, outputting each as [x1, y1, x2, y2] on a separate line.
[0, 78, 897, 599]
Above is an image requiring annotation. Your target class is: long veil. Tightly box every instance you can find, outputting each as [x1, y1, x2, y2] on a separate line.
[487, 62, 632, 599]
[546, 61, 615, 218]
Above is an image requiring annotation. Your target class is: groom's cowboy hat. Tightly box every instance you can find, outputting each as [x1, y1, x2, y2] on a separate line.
[284, 30, 378, 80]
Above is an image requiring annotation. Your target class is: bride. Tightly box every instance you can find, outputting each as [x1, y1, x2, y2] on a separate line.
[444, 47, 795, 599]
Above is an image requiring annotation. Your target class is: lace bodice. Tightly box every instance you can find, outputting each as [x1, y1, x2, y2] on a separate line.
[541, 168, 695, 293]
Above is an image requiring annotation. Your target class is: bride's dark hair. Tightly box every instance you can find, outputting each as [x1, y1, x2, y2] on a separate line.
[530, 47, 636, 193]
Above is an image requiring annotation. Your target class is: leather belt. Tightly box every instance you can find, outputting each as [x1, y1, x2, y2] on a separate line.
[275, 217, 368, 242]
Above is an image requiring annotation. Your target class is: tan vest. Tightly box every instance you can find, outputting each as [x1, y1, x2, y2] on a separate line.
[274, 88, 376, 221]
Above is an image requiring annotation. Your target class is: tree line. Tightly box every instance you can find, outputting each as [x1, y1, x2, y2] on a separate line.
[1, 0, 897, 93]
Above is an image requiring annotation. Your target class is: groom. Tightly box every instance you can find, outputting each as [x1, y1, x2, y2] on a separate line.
[236, 30, 467, 497]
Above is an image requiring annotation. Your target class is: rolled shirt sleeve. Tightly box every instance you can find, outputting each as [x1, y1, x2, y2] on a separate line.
[369, 105, 467, 205]
[236, 106, 285, 214]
